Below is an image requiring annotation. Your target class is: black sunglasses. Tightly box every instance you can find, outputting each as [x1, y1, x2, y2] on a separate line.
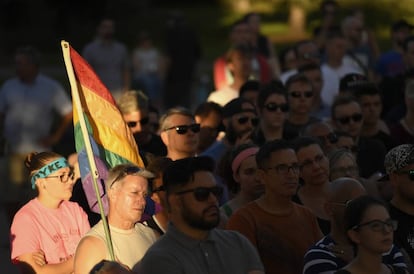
[110, 166, 143, 188]
[336, 113, 363, 125]
[175, 186, 223, 202]
[127, 117, 150, 128]
[164, 123, 201, 135]
[237, 116, 259, 126]
[289, 91, 314, 98]
[264, 103, 289, 112]
[396, 169, 414, 181]
[316, 132, 338, 144]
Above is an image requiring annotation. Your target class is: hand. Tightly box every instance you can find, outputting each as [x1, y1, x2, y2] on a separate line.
[32, 250, 46, 267]
[235, 131, 253, 146]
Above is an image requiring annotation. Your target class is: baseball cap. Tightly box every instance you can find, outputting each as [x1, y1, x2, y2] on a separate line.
[339, 73, 368, 92]
[223, 98, 256, 118]
[384, 144, 414, 174]
[392, 19, 414, 32]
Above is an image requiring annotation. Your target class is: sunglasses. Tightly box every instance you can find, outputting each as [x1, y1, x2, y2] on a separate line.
[127, 117, 150, 128]
[352, 219, 398, 232]
[164, 123, 200, 135]
[175, 186, 223, 202]
[264, 103, 289, 112]
[267, 163, 300, 174]
[289, 91, 314, 98]
[237, 116, 259, 126]
[396, 169, 414, 181]
[336, 113, 363, 125]
[316, 132, 338, 144]
[109, 166, 144, 188]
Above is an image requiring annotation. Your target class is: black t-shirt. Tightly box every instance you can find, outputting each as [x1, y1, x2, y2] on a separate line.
[367, 130, 398, 152]
[357, 137, 387, 178]
[388, 203, 414, 264]
[137, 133, 167, 158]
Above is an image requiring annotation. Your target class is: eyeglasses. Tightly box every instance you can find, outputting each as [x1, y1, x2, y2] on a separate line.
[395, 169, 414, 181]
[352, 219, 398, 232]
[175, 186, 223, 202]
[289, 91, 314, 99]
[267, 163, 300, 174]
[164, 123, 201, 135]
[264, 103, 289, 113]
[330, 200, 352, 207]
[237, 116, 259, 126]
[127, 117, 150, 128]
[109, 166, 143, 188]
[300, 154, 326, 169]
[336, 113, 363, 125]
[46, 171, 74, 184]
[316, 132, 338, 144]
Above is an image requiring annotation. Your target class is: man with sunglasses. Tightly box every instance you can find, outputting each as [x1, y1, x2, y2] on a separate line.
[202, 98, 258, 164]
[386, 144, 414, 268]
[226, 140, 322, 274]
[117, 90, 167, 161]
[332, 94, 387, 178]
[135, 156, 264, 274]
[160, 107, 200, 161]
[303, 122, 339, 154]
[285, 73, 321, 139]
[303, 177, 407, 274]
[74, 164, 158, 274]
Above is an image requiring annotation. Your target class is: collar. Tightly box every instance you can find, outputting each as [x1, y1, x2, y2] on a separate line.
[166, 223, 216, 249]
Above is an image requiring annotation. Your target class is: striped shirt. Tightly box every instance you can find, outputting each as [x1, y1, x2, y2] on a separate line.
[303, 235, 406, 274]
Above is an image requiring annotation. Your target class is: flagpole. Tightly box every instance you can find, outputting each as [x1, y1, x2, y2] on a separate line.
[61, 40, 115, 261]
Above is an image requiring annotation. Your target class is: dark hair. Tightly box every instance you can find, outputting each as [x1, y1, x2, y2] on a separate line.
[352, 83, 381, 99]
[149, 105, 159, 115]
[279, 46, 297, 72]
[256, 140, 292, 169]
[331, 94, 359, 120]
[243, 12, 259, 23]
[285, 73, 313, 92]
[219, 143, 258, 194]
[294, 40, 313, 58]
[257, 80, 287, 109]
[298, 63, 321, 74]
[15, 46, 41, 67]
[344, 195, 386, 232]
[146, 157, 173, 191]
[25, 151, 63, 178]
[162, 156, 215, 194]
[194, 101, 223, 119]
[403, 35, 414, 52]
[240, 80, 260, 97]
[292, 136, 322, 153]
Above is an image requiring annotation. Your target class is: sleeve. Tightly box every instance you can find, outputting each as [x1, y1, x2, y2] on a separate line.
[51, 80, 72, 116]
[133, 250, 183, 274]
[303, 246, 338, 274]
[235, 232, 264, 272]
[226, 210, 257, 247]
[10, 212, 40, 261]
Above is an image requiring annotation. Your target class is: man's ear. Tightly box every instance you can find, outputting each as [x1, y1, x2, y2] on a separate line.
[160, 131, 169, 147]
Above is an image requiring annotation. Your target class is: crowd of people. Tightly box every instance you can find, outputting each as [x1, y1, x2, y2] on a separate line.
[2, 0, 414, 273]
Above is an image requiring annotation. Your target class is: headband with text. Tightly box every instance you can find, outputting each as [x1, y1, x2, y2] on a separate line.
[31, 157, 69, 189]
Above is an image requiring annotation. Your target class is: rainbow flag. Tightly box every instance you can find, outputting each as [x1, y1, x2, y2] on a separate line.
[68, 46, 145, 214]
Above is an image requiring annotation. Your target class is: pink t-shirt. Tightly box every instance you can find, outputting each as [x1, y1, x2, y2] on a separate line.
[10, 198, 90, 264]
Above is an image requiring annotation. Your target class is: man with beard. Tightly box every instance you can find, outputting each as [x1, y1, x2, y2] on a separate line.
[386, 144, 414, 268]
[226, 140, 322, 274]
[135, 156, 264, 274]
[117, 90, 167, 163]
[202, 97, 258, 164]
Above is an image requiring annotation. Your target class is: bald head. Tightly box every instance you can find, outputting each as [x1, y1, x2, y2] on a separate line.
[328, 177, 366, 204]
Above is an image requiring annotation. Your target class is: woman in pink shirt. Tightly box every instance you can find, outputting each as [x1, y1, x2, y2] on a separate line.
[10, 151, 90, 274]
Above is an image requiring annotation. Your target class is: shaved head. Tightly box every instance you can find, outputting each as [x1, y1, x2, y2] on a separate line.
[328, 177, 366, 203]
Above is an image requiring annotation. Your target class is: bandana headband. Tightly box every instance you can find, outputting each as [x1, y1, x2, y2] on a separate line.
[31, 157, 69, 189]
[231, 147, 259, 175]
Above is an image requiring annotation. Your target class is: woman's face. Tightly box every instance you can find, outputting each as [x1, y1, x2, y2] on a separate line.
[40, 166, 75, 201]
[330, 154, 359, 180]
[234, 155, 264, 199]
[348, 205, 394, 254]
